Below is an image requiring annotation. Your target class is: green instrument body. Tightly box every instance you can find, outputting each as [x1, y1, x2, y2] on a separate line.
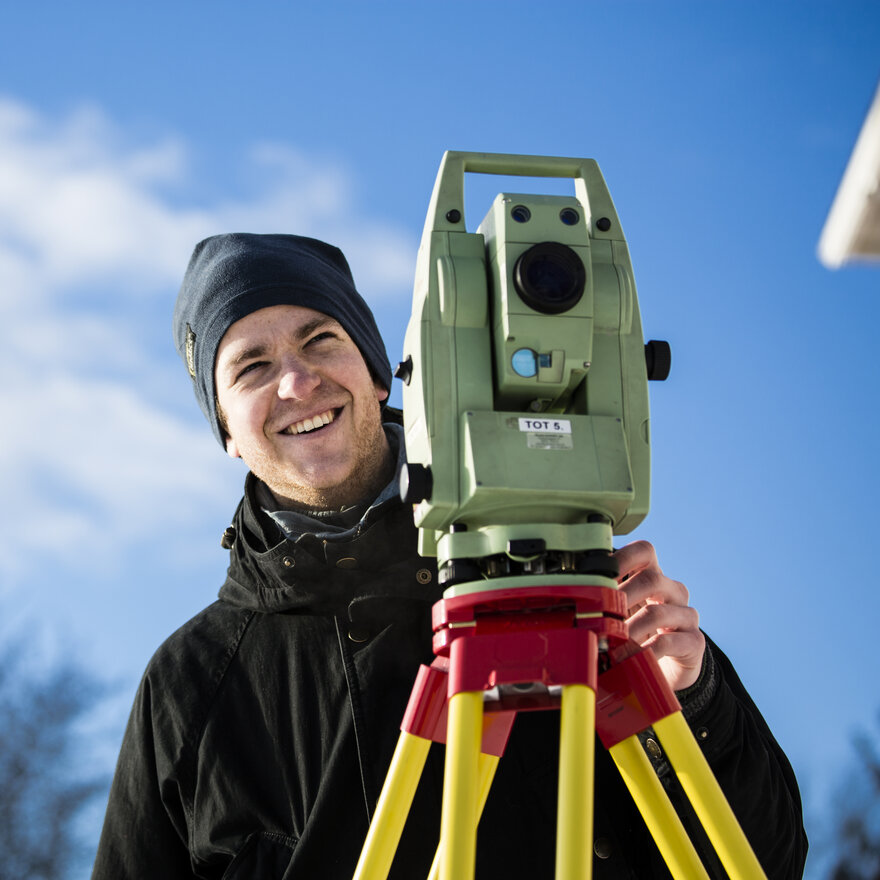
[400, 152, 654, 566]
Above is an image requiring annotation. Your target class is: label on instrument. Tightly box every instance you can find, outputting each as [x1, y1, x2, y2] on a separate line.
[526, 434, 573, 450]
[518, 418, 573, 450]
[518, 418, 572, 434]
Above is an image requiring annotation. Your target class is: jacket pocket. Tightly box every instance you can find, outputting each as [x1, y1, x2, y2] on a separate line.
[222, 831, 297, 879]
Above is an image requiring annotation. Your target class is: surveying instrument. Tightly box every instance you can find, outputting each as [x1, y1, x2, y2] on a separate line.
[353, 152, 765, 879]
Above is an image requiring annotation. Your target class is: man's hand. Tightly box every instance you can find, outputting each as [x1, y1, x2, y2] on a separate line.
[614, 540, 705, 692]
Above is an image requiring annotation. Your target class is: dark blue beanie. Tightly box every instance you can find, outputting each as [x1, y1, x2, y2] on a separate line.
[172, 233, 392, 448]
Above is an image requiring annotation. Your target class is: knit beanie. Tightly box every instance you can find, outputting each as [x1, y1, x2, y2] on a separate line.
[172, 233, 392, 448]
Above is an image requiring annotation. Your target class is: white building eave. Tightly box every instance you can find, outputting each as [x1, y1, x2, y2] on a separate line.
[818, 81, 880, 269]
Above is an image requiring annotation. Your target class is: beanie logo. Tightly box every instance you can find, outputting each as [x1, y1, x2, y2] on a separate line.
[185, 324, 197, 379]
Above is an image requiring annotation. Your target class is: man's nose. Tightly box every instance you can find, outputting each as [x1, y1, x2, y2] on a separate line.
[277, 357, 321, 399]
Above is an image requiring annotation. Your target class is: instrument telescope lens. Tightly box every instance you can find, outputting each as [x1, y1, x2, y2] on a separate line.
[513, 242, 585, 314]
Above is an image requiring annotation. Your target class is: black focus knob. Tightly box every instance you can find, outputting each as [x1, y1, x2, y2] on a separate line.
[645, 340, 671, 381]
[399, 463, 433, 504]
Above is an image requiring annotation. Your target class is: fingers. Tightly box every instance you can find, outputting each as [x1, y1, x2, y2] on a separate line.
[626, 601, 699, 648]
[644, 629, 706, 691]
[614, 539, 657, 578]
[645, 628, 705, 667]
[614, 540, 705, 691]
[615, 540, 689, 611]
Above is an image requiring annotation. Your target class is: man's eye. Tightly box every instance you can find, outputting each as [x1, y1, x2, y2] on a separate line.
[236, 361, 266, 381]
[308, 331, 335, 345]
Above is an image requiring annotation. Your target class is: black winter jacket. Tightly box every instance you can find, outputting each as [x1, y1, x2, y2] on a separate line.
[92, 473, 807, 879]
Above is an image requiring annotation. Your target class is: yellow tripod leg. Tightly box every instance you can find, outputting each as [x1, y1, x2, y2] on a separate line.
[440, 690, 483, 880]
[556, 684, 595, 880]
[653, 713, 767, 880]
[609, 735, 710, 879]
[428, 752, 500, 880]
[352, 731, 432, 880]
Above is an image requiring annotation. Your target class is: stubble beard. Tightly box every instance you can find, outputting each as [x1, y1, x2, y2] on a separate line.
[255, 407, 394, 512]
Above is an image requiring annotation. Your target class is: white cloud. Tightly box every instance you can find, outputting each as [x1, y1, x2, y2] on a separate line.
[0, 100, 202, 292]
[207, 142, 417, 296]
[0, 96, 416, 587]
[0, 97, 416, 300]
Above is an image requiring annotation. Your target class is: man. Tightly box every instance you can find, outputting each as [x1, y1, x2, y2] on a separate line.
[92, 233, 807, 878]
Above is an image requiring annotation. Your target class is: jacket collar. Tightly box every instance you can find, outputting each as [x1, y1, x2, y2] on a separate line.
[217, 470, 439, 619]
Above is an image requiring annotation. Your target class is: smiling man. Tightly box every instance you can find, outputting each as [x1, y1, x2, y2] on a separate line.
[92, 233, 807, 879]
[215, 303, 393, 509]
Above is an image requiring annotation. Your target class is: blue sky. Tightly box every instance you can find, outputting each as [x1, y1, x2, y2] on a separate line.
[1, 2, 878, 875]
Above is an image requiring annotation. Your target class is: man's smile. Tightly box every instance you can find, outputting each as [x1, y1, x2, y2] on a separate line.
[279, 407, 339, 436]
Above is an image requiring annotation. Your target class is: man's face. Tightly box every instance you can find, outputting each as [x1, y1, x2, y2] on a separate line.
[215, 304, 391, 509]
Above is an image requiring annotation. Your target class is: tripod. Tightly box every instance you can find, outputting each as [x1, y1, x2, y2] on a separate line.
[352, 573, 767, 880]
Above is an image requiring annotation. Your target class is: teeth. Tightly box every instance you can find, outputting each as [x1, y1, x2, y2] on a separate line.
[285, 409, 335, 435]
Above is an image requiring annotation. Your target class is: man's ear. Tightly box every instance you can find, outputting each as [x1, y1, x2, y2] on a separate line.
[375, 380, 390, 403]
[216, 398, 239, 458]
